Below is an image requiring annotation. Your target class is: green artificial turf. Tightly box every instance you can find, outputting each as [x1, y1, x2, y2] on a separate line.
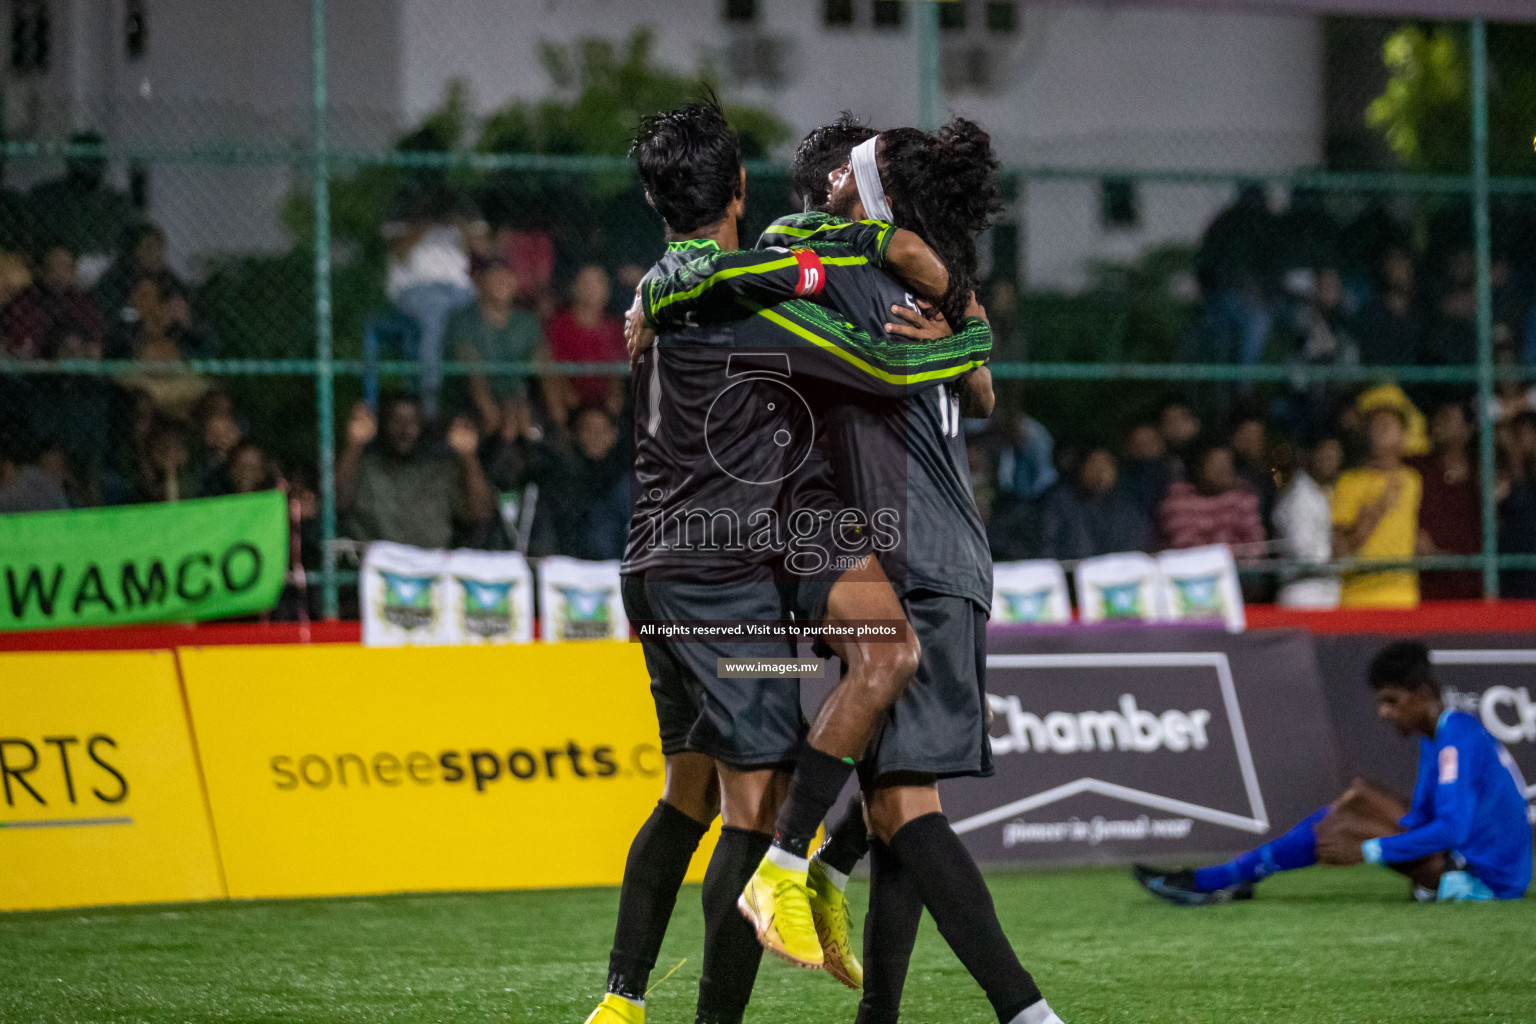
[0, 866, 1531, 1024]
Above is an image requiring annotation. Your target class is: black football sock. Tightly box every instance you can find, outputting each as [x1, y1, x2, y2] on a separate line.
[855, 837, 925, 1024]
[771, 745, 855, 861]
[814, 793, 871, 882]
[605, 800, 710, 1001]
[888, 813, 1044, 1023]
[696, 826, 772, 1024]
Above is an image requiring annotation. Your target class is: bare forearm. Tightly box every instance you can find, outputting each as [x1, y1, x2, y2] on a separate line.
[457, 453, 496, 522]
[469, 376, 500, 433]
[1333, 522, 1373, 558]
[542, 376, 574, 423]
[960, 366, 994, 419]
[885, 229, 949, 301]
[335, 444, 364, 509]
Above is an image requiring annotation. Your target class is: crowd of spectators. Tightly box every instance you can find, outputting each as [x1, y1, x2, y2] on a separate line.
[1191, 185, 1536, 368]
[970, 390, 1536, 608]
[0, 156, 637, 589]
[1187, 185, 1536, 437]
[6, 165, 1536, 611]
[0, 144, 237, 514]
[347, 185, 633, 563]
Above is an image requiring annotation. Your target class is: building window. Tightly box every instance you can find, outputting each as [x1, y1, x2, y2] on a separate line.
[942, 44, 991, 92]
[985, 1, 1017, 34]
[940, 0, 967, 32]
[724, 0, 757, 24]
[824, 0, 854, 27]
[872, 0, 904, 29]
[125, 0, 146, 60]
[1101, 178, 1140, 229]
[10, 0, 50, 75]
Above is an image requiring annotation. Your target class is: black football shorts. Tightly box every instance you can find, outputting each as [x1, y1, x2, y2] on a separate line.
[622, 572, 805, 768]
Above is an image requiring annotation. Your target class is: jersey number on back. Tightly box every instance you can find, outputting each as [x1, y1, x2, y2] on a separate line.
[937, 388, 962, 438]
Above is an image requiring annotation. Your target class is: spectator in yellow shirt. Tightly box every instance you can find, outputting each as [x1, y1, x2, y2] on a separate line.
[1331, 406, 1424, 608]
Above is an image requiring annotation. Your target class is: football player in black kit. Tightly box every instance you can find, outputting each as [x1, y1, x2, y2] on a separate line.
[635, 114, 1068, 1024]
[586, 99, 992, 1024]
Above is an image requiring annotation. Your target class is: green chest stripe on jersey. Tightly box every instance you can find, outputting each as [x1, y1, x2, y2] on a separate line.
[756, 304, 988, 385]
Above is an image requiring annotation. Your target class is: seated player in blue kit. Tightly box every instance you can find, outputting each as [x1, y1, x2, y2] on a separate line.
[1136, 641, 1532, 905]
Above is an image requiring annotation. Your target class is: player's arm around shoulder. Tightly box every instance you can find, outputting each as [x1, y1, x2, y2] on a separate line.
[761, 212, 949, 302]
[641, 238, 885, 332]
[640, 247, 813, 329]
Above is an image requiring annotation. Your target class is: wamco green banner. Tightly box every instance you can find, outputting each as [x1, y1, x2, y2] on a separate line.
[0, 492, 287, 630]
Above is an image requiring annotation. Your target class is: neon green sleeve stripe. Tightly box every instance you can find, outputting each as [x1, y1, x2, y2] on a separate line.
[647, 253, 871, 321]
[875, 222, 895, 267]
[647, 255, 799, 315]
[763, 224, 822, 239]
[763, 218, 892, 241]
[756, 307, 988, 386]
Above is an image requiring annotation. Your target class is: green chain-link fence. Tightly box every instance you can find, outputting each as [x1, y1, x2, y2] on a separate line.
[0, 3, 1531, 618]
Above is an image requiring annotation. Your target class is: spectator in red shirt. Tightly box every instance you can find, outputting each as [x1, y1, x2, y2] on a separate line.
[3, 245, 106, 359]
[542, 264, 625, 427]
[1408, 399, 1483, 599]
[1160, 444, 1267, 555]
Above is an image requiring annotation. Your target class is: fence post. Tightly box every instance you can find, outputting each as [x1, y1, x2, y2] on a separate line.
[916, 0, 942, 131]
[312, 0, 339, 619]
[1470, 17, 1498, 599]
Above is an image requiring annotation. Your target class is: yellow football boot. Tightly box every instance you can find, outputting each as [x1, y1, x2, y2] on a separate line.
[582, 992, 644, 1024]
[808, 858, 863, 990]
[737, 854, 825, 968]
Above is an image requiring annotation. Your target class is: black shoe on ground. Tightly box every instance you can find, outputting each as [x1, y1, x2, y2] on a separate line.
[1133, 864, 1252, 907]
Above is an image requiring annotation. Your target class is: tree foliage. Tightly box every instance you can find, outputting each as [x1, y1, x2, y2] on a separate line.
[476, 30, 787, 159]
[268, 29, 787, 362]
[1366, 23, 1536, 176]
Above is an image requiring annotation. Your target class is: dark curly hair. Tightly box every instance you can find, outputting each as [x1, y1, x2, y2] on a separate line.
[630, 94, 743, 235]
[875, 118, 1002, 327]
[790, 111, 877, 212]
[1368, 641, 1438, 695]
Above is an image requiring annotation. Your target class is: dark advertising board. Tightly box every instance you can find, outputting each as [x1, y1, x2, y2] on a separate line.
[1315, 633, 1536, 828]
[945, 627, 1345, 866]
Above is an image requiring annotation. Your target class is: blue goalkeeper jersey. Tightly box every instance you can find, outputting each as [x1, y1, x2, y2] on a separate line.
[1378, 709, 1532, 899]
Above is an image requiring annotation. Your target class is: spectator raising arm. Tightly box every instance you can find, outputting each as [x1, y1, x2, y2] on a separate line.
[447, 415, 496, 526]
[336, 402, 376, 513]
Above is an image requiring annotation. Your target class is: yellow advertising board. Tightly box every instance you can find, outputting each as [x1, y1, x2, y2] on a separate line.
[179, 642, 718, 899]
[0, 651, 225, 911]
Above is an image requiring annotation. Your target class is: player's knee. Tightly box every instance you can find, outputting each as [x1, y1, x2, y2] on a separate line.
[668, 794, 718, 826]
[841, 634, 919, 707]
[870, 635, 921, 700]
[663, 785, 718, 825]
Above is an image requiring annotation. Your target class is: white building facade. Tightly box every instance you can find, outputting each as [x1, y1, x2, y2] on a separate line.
[1, 0, 1322, 290]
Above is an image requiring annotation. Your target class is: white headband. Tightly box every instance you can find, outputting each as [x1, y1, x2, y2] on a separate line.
[849, 136, 893, 223]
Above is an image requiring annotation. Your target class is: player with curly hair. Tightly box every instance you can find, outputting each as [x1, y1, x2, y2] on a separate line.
[640, 115, 1067, 1024]
[585, 99, 993, 1024]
